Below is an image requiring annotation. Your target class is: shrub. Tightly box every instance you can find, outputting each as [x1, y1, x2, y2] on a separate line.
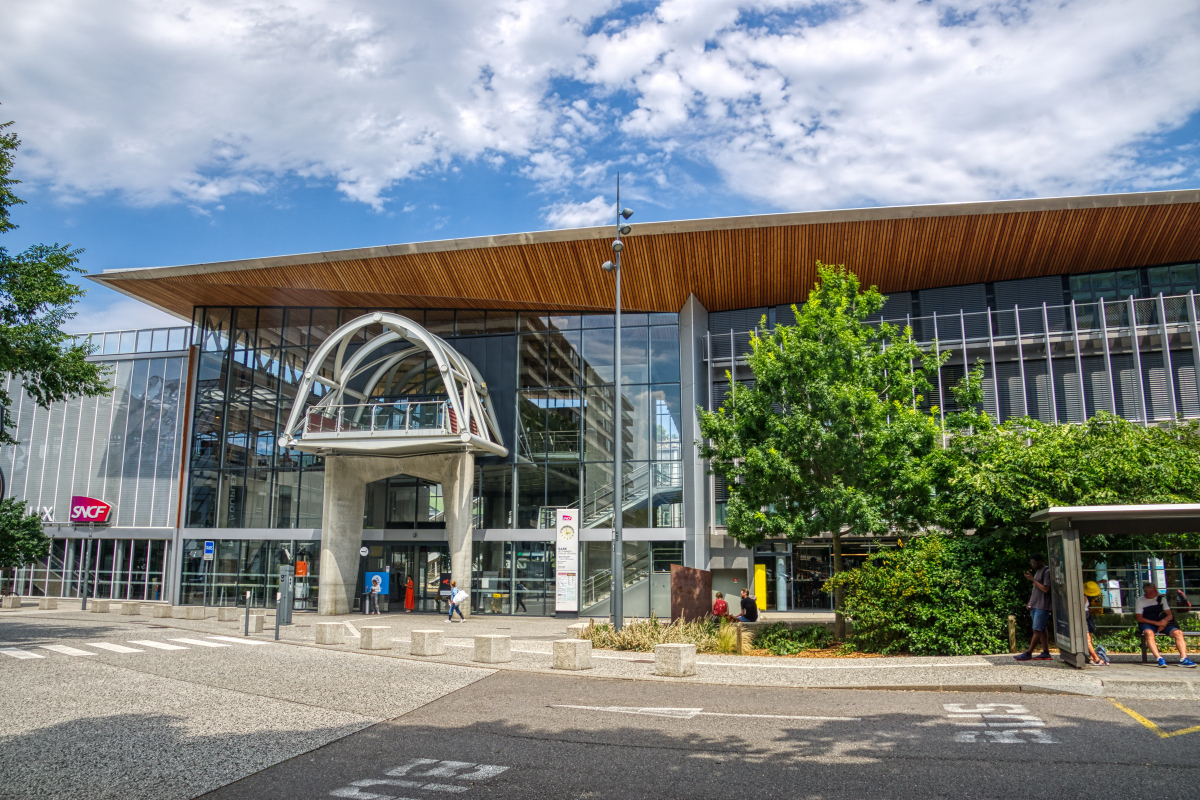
[825, 534, 1012, 655]
[752, 623, 836, 655]
[577, 616, 738, 654]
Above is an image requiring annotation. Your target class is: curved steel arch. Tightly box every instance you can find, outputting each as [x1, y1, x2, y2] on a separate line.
[279, 312, 507, 457]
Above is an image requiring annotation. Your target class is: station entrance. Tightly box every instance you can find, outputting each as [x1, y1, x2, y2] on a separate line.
[356, 543, 450, 613]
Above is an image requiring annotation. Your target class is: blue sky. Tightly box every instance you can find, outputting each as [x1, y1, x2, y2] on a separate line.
[2, 0, 1199, 333]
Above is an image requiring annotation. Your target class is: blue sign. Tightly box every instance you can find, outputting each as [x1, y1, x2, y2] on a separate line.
[366, 571, 389, 595]
[203, 541, 215, 560]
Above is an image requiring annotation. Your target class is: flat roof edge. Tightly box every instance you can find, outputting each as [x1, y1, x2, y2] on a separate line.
[94, 188, 1200, 282]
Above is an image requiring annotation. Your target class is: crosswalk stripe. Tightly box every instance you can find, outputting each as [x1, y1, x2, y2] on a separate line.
[206, 635, 270, 646]
[86, 642, 144, 654]
[128, 640, 188, 650]
[1, 647, 44, 659]
[41, 645, 96, 656]
[168, 638, 229, 648]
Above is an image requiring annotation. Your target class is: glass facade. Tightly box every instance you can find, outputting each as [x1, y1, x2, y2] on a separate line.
[6, 537, 169, 601]
[180, 538, 319, 608]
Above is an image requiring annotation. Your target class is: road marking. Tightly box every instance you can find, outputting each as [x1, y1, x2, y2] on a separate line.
[128, 640, 188, 650]
[344, 622, 361, 637]
[0, 647, 44, 659]
[86, 642, 144, 654]
[168, 638, 229, 648]
[1107, 698, 1200, 739]
[553, 704, 860, 721]
[943, 703, 1057, 743]
[40, 645, 96, 657]
[206, 635, 271, 646]
[329, 758, 509, 799]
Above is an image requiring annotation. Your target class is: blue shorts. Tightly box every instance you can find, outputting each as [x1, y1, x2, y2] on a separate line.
[1139, 622, 1180, 636]
[1031, 608, 1050, 631]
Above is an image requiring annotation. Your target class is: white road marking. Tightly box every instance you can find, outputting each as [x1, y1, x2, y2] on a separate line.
[40, 645, 96, 656]
[206, 635, 271, 645]
[344, 622, 361, 637]
[330, 758, 508, 799]
[86, 642, 144, 654]
[553, 704, 860, 721]
[168, 638, 229, 648]
[943, 702, 1057, 743]
[1, 647, 44, 659]
[128, 640, 189, 650]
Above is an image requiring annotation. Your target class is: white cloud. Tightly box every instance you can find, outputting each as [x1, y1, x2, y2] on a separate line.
[542, 195, 614, 228]
[1, 0, 1198, 217]
[65, 294, 184, 335]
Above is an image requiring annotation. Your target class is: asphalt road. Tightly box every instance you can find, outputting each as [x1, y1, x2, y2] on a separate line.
[3, 613, 1199, 800]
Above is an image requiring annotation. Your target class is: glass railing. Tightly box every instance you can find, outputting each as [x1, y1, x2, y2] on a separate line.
[70, 326, 192, 356]
[303, 401, 452, 436]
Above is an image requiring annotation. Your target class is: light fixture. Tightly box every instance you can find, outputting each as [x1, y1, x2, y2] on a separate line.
[619, 224, 632, 235]
[601, 260, 615, 271]
[621, 207, 634, 220]
[611, 240, 623, 252]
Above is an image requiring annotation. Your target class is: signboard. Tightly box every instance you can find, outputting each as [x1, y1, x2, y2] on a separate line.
[365, 571, 389, 595]
[203, 541, 214, 561]
[555, 508, 579, 614]
[1046, 528, 1089, 669]
[359, 546, 370, 557]
[294, 561, 308, 578]
[69, 495, 112, 524]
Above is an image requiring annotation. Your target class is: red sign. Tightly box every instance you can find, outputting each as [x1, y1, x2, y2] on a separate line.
[294, 561, 308, 577]
[69, 496, 112, 523]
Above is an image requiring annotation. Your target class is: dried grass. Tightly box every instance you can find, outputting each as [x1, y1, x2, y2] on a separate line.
[577, 616, 737, 654]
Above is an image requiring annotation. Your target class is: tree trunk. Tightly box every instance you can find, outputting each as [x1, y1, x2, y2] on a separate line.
[832, 530, 845, 640]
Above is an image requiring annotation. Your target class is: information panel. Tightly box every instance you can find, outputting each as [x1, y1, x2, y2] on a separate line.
[555, 508, 579, 613]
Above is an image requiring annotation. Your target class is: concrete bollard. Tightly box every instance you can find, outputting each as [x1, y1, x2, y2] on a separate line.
[315, 622, 345, 645]
[553, 638, 592, 670]
[151, 605, 173, 618]
[119, 602, 141, 615]
[217, 607, 240, 622]
[410, 629, 446, 656]
[567, 622, 590, 638]
[89, 599, 111, 613]
[360, 626, 392, 650]
[173, 606, 205, 620]
[473, 634, 511, 664]
[1, 595, 21, 609]
[245, 613, 264, 633]
[38, 598, 58, 610]
[654, 643, 697, 677]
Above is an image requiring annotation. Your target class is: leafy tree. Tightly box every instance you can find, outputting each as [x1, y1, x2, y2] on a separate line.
[698, 263, 948, 636]
[0, 117, 111, 585]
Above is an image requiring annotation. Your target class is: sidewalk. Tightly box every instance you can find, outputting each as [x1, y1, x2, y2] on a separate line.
[7, 603, 1199, 699]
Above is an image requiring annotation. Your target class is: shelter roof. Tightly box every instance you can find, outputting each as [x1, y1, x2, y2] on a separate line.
[1030, 504, 1200, 536]
[90, 189, 1200, 321]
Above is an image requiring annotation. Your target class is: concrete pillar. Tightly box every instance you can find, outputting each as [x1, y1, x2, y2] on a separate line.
[320, 456, 371, 616]
[442, 451, 475, 619]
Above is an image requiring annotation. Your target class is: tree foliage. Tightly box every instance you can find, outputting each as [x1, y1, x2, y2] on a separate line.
[0, 497, 48, 571]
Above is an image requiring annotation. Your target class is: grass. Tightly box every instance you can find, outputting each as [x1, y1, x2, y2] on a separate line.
[576, 616, 739, 654]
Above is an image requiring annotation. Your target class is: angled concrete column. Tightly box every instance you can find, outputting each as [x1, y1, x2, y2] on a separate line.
[442, 451, 476, 619]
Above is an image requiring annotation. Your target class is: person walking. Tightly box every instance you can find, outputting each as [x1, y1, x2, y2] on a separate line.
[404, 576, 415, 613]
[1014, 554, 1052, 661]
[447, 580, 466, 622]
[514, 581, 528, 613]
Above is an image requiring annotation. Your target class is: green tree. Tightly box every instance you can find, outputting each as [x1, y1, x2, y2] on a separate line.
[0, 118, 111, 585]
[698, 263, 948, 636]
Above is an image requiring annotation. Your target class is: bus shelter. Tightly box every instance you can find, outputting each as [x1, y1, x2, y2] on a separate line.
[1028, 504, 1200, 669]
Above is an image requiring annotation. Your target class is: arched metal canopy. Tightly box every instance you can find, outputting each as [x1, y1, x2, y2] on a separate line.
[279, 312, 507, 457]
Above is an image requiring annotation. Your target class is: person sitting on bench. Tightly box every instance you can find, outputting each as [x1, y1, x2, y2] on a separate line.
[736, 588, 759, 623]
[1135, 581, 1196, 668]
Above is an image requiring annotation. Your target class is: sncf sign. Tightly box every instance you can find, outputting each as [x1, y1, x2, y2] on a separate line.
[69, 496, 112, 523]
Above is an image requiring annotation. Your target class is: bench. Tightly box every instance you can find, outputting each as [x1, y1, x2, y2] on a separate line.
[1140, 628, 1200, 662]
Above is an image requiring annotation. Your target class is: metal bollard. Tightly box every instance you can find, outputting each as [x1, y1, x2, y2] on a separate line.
[244, 591, 251, 637]
[275, 591, 281, 641]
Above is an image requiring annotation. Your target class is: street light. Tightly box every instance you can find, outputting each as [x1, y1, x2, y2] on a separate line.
[601, 180, 632, 631]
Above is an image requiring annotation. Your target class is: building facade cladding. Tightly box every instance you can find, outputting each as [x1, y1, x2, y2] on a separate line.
[0, 327, 191, 601]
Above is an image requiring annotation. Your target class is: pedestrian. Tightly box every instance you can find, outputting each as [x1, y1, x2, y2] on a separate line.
[735, 588, 758, 623]
[713, 591, 728, 618]
[1083, 581, 1107, 665]
[368, 574, 382, 615]
[1135, 581, 1196, 668]
[447, 580, 466, 622]
[514, 581, 528, 613]
[1014, 553, 1053, 661]
[404, 576, 415, 613]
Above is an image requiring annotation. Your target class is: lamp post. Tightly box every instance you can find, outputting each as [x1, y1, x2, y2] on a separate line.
[601, 182, 633, 631]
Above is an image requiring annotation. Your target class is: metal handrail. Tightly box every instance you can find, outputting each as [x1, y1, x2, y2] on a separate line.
[303, 400, 451, 436]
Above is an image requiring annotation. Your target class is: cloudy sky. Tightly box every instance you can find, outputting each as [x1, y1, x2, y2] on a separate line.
[2, 0, 1199, 331]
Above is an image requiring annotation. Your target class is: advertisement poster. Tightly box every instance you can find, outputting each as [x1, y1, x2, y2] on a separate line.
[365, 571, 389, 596]
[555, 508, 579, 613]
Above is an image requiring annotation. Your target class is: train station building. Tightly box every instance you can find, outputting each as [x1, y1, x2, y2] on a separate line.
[3, 189, 1200, 616]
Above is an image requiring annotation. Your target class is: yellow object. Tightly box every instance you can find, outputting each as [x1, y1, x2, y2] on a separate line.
[1083, 581, 1102, 597]
[1107, 698, 1200, 738]
[754, 564, 768, 610]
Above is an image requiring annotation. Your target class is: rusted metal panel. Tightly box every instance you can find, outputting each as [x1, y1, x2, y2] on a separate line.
[670, 564, 713, 623]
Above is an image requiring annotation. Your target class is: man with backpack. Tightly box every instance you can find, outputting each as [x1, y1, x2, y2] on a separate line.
[1014, 554, 1053, 661]
[1136, 581, 1196, 668]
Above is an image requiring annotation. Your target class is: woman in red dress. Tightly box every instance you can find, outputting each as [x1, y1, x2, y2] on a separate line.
[404, 577, 415, 613]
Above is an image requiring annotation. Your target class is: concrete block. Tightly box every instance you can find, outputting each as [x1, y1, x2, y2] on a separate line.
[473, 634, 511, 663]
[315, 622, 345, 645]
[119, 602, 141, 615]
[410, 629, 446, 656]
[88, 599, 110, 613]
[1, 595, 21, 609]
[173, 606, 205, 620]
[360, 626, 392, 650]
[217, 607, 240, 621]
[655, 643, 697, 677]
[245, 613, 264, 633]
[151, 604, 174, 618]
[567, 622, 590, 638]
[553, 638, 592, 670]
[38, 598, 57, 610]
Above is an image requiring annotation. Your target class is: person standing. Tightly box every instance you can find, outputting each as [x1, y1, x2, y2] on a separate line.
[404, 576, 415, 613]
[448, 580, 466, 622]
[368, 574, 382, 615]
[1136, 581, 1196, 668]
[1014, 554, 1052, 661]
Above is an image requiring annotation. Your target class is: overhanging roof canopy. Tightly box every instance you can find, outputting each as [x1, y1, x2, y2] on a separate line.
[1030, 504, 1200, 536]
[91, 189, 1200, 321]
